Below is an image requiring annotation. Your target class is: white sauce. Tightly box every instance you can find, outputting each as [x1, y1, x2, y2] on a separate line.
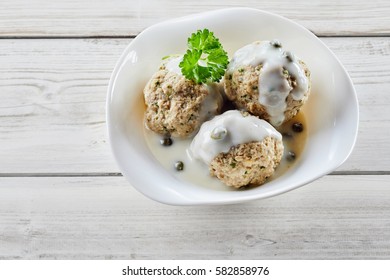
[189, 110, 282, 165]
[199, 83, 223, 122]
[165, 55, 183, 76]
[227, 41, 309, 126]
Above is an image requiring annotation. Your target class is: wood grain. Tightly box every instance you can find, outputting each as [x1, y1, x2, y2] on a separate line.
[0, 0, 388, 262]
[0, 37, 389, 173]
[0, 39, 121, 173]
[0, 175, 389, 259]
[0, 0, 389, 37]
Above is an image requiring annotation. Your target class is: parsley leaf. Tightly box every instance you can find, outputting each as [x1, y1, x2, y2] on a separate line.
[179, 29, 228, 84]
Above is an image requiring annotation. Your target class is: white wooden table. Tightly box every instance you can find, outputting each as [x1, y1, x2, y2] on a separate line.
[0, 0, 389, 259]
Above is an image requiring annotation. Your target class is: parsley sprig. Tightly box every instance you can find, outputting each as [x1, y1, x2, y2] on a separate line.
[179, 29, 228, 84]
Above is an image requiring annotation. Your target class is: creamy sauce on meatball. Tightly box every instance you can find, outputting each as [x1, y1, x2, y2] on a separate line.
[189, 110, 282, 164]
[144, 108, 307, 191]
[227, 41, 309, 126]
[165, 55, 183, 75]
[199, 83, 224, 123]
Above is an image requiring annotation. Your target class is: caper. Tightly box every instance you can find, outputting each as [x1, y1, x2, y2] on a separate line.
[160, 137, 173, 146]
[270, 39, 282, 48]
[175, 161, 184, 171]
[286, 151, 296, 161]
[284, 51, 295, 62]
[210, 126, 228, 140]
[292, 122, 304, 133]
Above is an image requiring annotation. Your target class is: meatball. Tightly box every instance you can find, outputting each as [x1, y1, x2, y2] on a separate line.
[190, 110, 283, 188]
[210, 137, 283, 188]
[224, 40, 311, 127]
[144, 56, 222, 138]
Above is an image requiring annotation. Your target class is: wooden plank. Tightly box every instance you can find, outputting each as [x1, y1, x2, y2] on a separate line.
[0, 0, 389, 37]
[0, 39, 123, 173]
[0, 175, 389, 259]
[324, 38, 390, 172]
[0, 37, 389, 173]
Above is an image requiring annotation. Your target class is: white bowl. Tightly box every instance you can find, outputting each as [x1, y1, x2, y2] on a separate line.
[107, 7, 359, 205]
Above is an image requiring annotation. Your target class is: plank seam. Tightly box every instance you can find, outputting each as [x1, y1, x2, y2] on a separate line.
[0, 34, 389, 40]
[0, 171, 389, 177]
[0, 173, 123, 177]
